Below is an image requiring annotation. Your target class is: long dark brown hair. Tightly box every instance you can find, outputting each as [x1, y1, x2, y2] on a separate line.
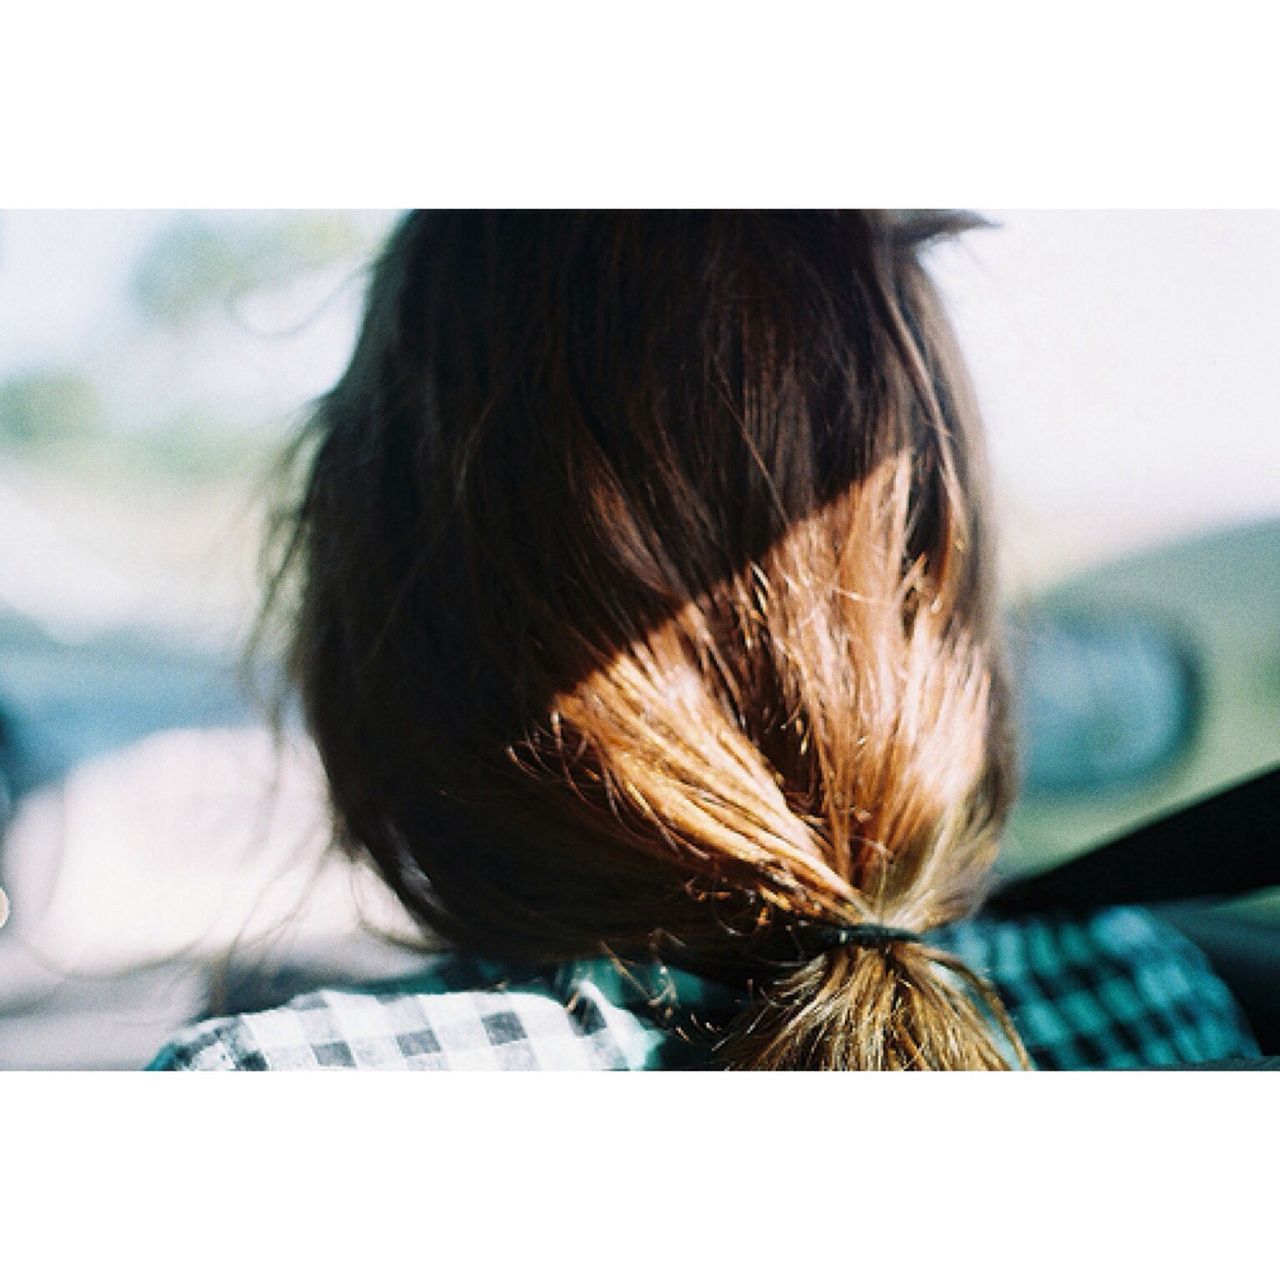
[269, 210, 1027, 1069]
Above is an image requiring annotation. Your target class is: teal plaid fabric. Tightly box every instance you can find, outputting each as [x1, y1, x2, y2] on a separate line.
[148, 907, 1260, 1072]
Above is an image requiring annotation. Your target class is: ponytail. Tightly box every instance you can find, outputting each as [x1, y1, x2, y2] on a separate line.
[720, 938, 1028, 1071]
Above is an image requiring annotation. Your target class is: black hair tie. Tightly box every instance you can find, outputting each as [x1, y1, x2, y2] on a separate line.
[685, 919, 929, 975]
[800, 923, 925, 954]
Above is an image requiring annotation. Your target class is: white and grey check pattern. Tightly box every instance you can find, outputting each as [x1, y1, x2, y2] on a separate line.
[149, 907, 1260, 1071]
[152, 977, 668, 1072]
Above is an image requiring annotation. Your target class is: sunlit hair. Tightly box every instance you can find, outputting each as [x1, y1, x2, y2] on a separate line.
[268, 210, 1027, 1070]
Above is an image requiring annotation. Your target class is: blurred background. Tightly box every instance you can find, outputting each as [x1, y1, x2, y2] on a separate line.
[0, 210, 1276, 1066]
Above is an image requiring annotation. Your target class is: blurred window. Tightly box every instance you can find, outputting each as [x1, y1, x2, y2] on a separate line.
[1016, 614, 1201, 796]
[0, 210, 395, 648]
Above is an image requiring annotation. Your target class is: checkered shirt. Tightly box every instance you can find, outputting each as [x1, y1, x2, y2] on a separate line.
[148, 906, 1260, 1071]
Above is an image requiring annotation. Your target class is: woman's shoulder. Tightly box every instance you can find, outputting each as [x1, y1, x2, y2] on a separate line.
[146, 953, 714, 1072]
[937, 906, 1258, 1068]
[148, 908, 1259, 1071]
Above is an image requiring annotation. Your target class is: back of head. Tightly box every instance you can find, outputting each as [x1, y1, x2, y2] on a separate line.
[279, 210, 1025, 1069]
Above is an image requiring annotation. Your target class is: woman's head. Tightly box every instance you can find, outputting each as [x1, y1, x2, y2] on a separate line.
[276, 210, 1023, 1068]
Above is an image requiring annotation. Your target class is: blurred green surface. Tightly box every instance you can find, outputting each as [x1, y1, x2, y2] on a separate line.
[1004, 520, 1280, 918]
